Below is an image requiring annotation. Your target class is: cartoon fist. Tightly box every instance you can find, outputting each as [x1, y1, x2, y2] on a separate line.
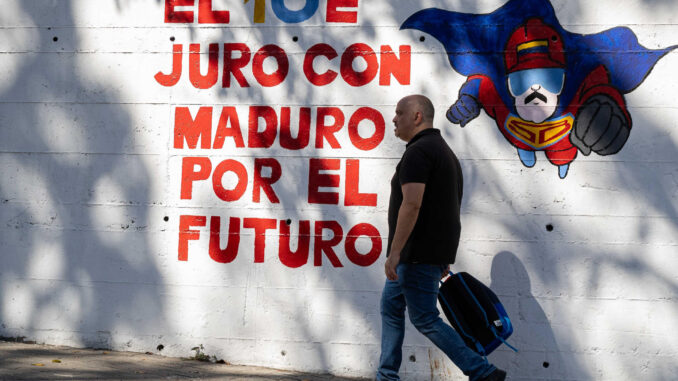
[446, 94, 480, 127]
[571, 94, 630, 156]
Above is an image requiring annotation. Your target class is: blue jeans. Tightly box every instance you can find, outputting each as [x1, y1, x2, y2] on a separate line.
[377, 263, 496, 381]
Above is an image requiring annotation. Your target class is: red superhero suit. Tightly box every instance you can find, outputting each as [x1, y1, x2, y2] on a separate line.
[470, 65, 630, 166]
[446, 18, 632, 178]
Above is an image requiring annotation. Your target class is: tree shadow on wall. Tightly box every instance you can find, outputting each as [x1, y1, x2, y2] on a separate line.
[0, 1, 167, 354]
[1, 0, 676, 380]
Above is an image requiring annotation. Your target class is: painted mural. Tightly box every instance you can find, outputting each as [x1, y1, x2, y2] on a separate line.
[1, 1, 677, 379]
[159, 0, 407, 267]
[402, 0, 676, 178]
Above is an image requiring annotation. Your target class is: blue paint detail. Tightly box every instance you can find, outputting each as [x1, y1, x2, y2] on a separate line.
[508, 68, 564, 95]
[271, 0, 319, 23]
[558, 163, 569, 179]
[400, 0, 677, 115]
[519, 45, 550, 55]
[459, 77, 482, 99]
[517, 149, 536, 167]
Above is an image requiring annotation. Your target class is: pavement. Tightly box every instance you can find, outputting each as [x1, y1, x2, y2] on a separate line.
[0, 341, 369, 381]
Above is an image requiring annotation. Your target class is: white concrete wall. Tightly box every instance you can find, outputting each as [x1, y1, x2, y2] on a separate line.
[1, 0, 677, 379]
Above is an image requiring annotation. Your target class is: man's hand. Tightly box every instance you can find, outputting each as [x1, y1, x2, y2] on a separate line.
[385, 252, 400, 281]
[441, 264, 450, 279]
[571, 94, 630, 156]
[446, 94, 480, 127]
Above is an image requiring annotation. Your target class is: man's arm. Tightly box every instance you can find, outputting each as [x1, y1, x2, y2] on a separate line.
[384, 182, 425, 280]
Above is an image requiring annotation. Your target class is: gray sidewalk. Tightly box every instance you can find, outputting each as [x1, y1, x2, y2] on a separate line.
[0, 341, 370, 381]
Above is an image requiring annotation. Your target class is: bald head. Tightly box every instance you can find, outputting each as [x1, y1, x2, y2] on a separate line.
[393, 94, 436, 142]
[401, 94, 435, 123]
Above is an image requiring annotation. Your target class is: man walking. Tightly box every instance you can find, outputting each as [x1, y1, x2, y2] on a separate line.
[377, 95, 506, 381]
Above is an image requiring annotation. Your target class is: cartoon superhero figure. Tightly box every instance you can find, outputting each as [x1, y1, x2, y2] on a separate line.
[447, 18, 631, 178]
[402, 0, 675, 178]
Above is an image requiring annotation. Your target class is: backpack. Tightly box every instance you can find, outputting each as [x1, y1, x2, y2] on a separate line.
[438, 271, 518, 357]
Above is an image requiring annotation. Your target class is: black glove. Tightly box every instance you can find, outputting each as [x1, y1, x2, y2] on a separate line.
[571, 94, 630, 156]
[446, 94, 480, 127]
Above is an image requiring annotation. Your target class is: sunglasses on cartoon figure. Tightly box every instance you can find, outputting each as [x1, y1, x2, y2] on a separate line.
[508, 68, 565, 96]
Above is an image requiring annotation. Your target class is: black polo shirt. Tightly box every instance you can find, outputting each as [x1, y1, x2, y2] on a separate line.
[387, 128, 464, 264]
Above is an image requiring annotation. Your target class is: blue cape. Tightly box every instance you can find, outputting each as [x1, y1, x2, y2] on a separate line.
[401, 0, 676, 113]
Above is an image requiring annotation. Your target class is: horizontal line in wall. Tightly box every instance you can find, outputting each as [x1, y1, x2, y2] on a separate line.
[0, 151, 676, 165]
[1, 199, 676, 220]
[0, 151, 166, 157]
[0, 225, 389, 237]
[1, 23, 677, 29]
[1, 50, 675, 55]
[5, 328, 177, 341]
[0, 101, 676, 111]
[2, 224, 674, 247]
[496, 295, 677, 303]
[0, 151, 402, 160]
[0, 277, 384, 294]
[459, 238, 678, 247]
[0, 199, 388, 212]
[0, 101, 403, 107]
[1, 276, 251, 290]
[0, 101, 174, 106]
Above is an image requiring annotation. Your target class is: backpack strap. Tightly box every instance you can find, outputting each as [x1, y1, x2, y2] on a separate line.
[457, 275, 519, 353]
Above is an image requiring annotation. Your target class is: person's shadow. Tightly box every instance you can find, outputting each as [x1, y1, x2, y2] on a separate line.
[488, 251, 574, 380]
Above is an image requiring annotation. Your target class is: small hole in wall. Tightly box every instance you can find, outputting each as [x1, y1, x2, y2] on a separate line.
[156, 344, 164, 351]
[543, 361, 550, 368]
[53, 36, 58, 42]
[409, 355, 416, 362]
[292, 36, 298, 42]
[170, 36, 175, 42]
[546, 224, 554, 232]
[281, 350, 287, 356]
[419, 36, 426, 42]
[164, 216, 169, 222]
[285, 219, 292, 225]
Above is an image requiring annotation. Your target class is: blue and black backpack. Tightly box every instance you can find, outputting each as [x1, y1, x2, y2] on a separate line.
[438, 271, 518, 357]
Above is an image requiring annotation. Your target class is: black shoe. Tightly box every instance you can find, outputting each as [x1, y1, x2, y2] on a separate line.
[480, 368, 506, 381]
